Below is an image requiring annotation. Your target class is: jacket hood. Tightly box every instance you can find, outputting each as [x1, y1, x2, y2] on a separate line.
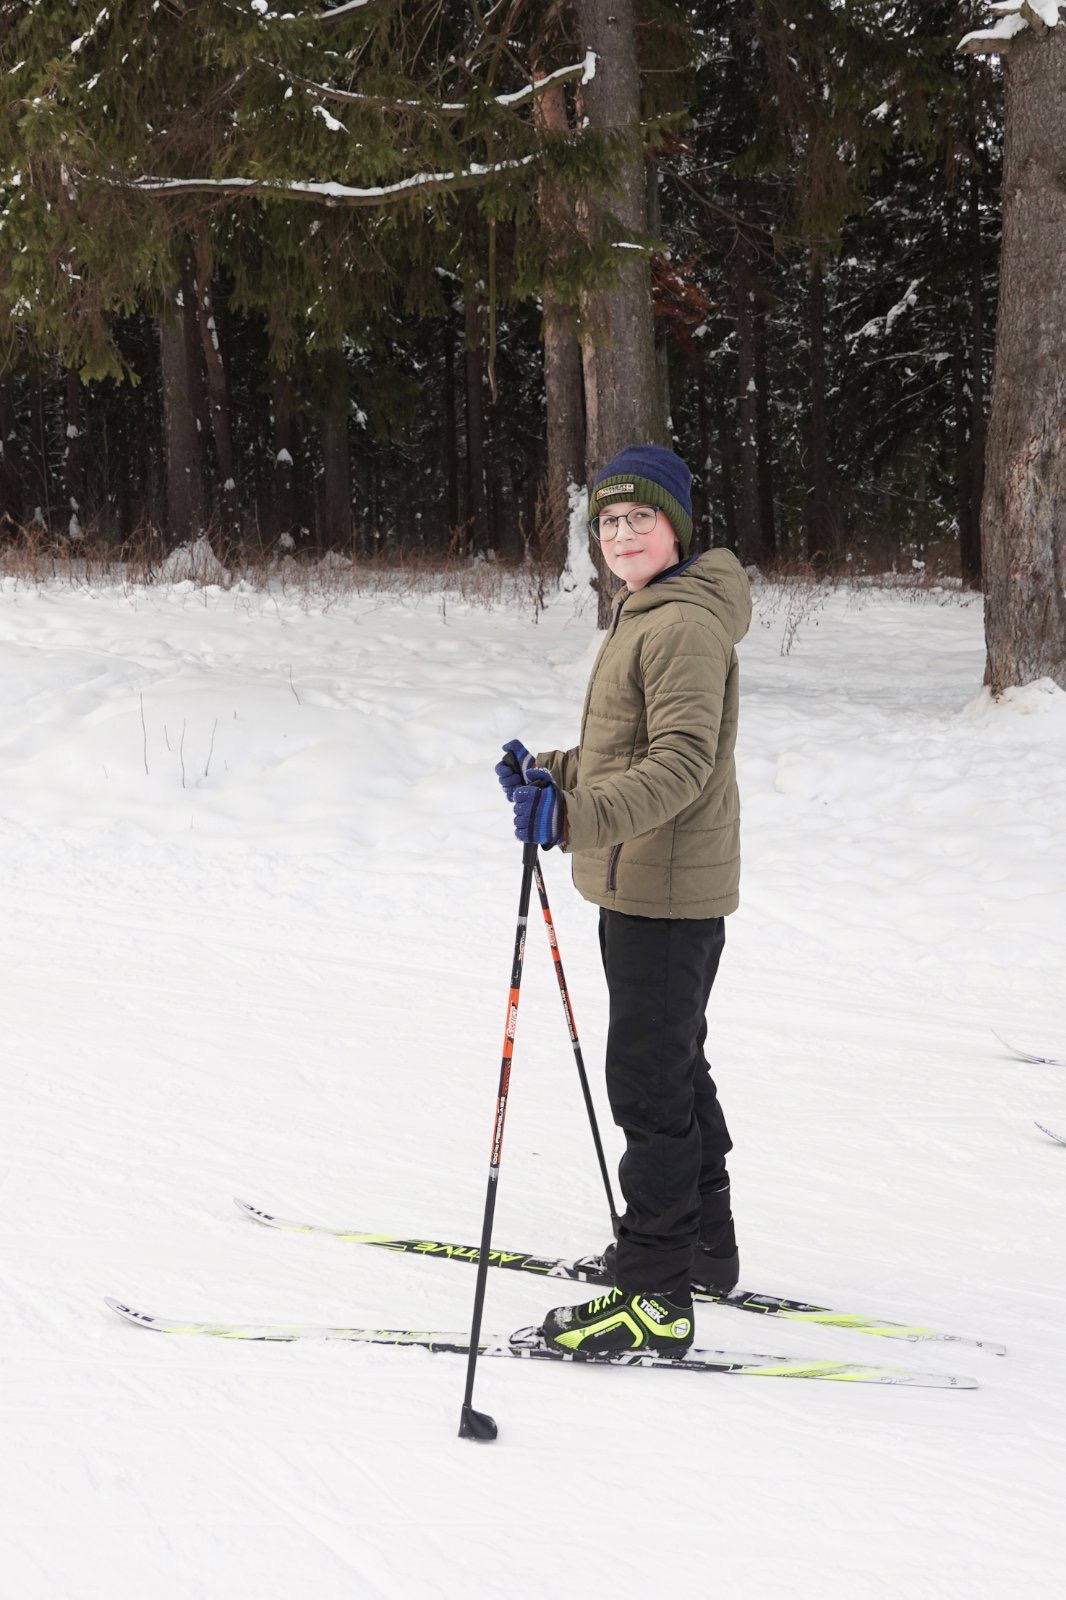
[615, 549, 752, 647]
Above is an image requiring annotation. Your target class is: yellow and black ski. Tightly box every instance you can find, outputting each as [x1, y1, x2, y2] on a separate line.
[105, 1299, 977, 1387]
[234, 1199, 1005, 1355]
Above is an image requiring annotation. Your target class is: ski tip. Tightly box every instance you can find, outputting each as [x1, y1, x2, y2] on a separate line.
[105, 1298, 156, 1329]
[994, 1031, 1065, 1068]
[233, 1198, 272, 1224]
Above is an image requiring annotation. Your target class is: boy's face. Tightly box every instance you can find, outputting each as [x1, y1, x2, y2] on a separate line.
[596, 501, 681, 591]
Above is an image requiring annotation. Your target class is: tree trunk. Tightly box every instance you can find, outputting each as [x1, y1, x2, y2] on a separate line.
[138, 309, 163, 536]
[0, 367, 22, 529]
[962, 168, 986, 587]
[646, 152, 671, 432]
[158, 269, 207, 547]
[805, 253, 834, 565]
[63, 370, 85, 538]
[981, 30, 1066, 693]
[535, 76, 585, 572]
[463, 266, 490, 556]
[576, 0, 664, 624]
[319, 346, 351, 551]
[693, 353, 711, 553]
[753, 291, 776, 565]
[732, 236, 761, 567]
[953, 338, 972, 573]
[271, 367, 298, 546]
[442, 312, 460, 538]
[714, 384, 739, 554]
[194, 242, 239, 550]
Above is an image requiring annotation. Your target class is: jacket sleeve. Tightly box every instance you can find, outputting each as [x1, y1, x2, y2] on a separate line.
[534, 745, 580, 790]
[559, 613, 731, 854]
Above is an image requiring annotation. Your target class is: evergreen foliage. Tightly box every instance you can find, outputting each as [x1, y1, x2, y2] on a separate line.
[0, 3, 1003, 575]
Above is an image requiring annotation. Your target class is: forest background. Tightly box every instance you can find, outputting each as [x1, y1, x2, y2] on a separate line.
[0, 1, 1060, 690]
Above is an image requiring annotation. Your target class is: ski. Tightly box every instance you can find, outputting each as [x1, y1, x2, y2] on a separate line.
[1036, 1121, 1066, 1147]
[994, 1032, 1065, 1068]
[104, 1300, 975, 1387]
[234, 1200, 1006, 1355]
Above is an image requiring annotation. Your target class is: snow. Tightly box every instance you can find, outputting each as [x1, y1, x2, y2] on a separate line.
[960, 13, 1030, 49]
[992, 0, 1063, 24]
[312, 104, 348, 134]
[852, 279, 920, 343]
[562, 480, 597, 594]
[134, 155, 539, 204]
[959, 2, 1064, 51]
[1, 575, 1064, 1597]
[318, 0, 373, 15]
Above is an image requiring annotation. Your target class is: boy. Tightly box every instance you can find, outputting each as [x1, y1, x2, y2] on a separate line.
[496, 443, 752, 1357]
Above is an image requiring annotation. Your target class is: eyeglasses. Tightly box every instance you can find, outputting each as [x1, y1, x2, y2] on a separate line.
[589, 506, 659, 541]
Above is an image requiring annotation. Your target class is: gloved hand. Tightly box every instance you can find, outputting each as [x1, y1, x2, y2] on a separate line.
[512, 767, 565, 849]
[495, 738, 536, 802]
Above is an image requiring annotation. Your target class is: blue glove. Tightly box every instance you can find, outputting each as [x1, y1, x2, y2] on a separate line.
[512, 767, 565, 849]
[495, 738, 535, 802]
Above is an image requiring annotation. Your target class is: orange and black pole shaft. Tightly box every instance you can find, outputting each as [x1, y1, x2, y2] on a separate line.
[532, 857, 620, 1235]
[458, 842, 537, 1442]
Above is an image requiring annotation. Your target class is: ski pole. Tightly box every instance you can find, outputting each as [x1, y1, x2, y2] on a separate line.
[533, 856, 620, 1236]
[458, 841, 537, 1442]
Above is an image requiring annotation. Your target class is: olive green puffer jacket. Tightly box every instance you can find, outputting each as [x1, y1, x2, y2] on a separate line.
[536, 549, 751, 919]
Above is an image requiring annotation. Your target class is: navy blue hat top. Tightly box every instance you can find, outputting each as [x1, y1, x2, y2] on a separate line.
[591, 445, 693, 553]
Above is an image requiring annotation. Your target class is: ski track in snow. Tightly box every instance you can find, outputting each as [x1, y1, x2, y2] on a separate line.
[1, 576, 1064, 1598]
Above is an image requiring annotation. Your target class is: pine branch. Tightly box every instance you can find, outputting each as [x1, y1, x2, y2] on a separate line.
[126, 154, 539, 207]
[285, 52, 595, 114]
[316, 1, 376, 20]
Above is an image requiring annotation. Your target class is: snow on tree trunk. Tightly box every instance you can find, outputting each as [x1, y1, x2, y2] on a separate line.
[271, 369, 299, 548]
[981, 28, 1066, 693]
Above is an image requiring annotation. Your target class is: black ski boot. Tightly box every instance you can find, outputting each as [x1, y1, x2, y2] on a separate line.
[541, 1285, 695, 1356]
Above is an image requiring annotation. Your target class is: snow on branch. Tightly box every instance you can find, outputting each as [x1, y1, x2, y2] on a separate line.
[959, 1, 1065, 55]
[251, 0, 374, 16]
[498, 51, 596, 107]
[291, 52, 596, 114]
[129, 155, 538, 208]
[848, 279, 920, 345]
[317, 1, 375, 18]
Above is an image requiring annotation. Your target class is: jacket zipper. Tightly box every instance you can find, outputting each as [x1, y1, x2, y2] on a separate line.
[607, 844, 622, 892]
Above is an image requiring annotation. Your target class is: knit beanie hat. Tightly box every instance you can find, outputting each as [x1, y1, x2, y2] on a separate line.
[591, 444, 693, 555]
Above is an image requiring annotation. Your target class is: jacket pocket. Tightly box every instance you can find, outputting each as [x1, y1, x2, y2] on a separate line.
[607, 844, 622, 892]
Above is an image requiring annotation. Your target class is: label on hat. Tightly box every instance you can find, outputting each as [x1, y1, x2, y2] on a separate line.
[595, 481, 635, 501]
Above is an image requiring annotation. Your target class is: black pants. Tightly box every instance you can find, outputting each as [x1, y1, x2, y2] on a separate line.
[599, 908, 731, 1298]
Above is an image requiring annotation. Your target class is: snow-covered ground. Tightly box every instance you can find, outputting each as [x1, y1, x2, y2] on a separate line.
[1, 573, 1063, 1599]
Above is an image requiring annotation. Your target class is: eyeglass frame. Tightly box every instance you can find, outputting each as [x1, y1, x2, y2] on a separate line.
[588, 505, 660, 541]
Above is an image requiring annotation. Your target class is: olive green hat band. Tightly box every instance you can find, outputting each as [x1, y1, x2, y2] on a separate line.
[590, 474, 693, 555]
